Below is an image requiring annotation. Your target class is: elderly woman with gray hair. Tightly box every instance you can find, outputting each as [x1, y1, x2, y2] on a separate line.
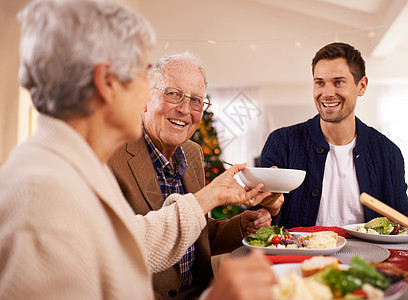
[0, 0, 275, 299]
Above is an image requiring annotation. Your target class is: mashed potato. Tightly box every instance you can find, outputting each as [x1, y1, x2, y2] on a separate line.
[271, 271, 333, 299]
[306, 232, 337, 249]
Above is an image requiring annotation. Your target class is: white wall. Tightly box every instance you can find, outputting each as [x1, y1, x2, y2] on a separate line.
[374, 85, 408, 180]
[0, 0, 30, 165]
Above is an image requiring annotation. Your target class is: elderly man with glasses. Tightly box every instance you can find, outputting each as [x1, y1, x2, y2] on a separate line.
[109, 52, 282, 300]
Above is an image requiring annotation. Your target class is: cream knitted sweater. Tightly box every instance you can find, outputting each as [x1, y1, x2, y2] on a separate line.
[0, 115, 206, 300]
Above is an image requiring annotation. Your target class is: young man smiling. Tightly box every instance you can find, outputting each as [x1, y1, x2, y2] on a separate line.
[260, 42, 408, 228]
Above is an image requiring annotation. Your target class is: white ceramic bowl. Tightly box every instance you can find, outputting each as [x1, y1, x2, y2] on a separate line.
[238, 167, 306, 193]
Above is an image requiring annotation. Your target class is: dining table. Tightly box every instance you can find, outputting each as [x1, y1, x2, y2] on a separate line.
[229, 225, 408, 299]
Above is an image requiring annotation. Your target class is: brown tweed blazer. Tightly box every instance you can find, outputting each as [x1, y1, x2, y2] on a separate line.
[108, 137, 243, 300]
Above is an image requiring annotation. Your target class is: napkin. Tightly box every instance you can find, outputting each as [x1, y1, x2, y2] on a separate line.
[286, 226, 352, 238]
[264, 254, 314, 265]
[385, 250, 408, 273]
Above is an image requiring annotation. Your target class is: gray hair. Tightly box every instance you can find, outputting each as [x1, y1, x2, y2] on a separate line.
[18, 0, 156, 119]
[151, 51, 208, 90]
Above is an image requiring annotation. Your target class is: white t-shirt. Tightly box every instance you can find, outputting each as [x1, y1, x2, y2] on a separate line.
[316, 137, 365, 226]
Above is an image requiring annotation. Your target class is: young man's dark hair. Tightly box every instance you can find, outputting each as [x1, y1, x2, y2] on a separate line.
[312, 42, 366, 84]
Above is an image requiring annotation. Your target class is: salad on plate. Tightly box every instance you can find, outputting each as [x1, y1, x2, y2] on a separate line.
[353, 217, 407, 235]
[245, 225, 338, 249]
[272, 256, 405, 299]
[343, 217, 408, 243]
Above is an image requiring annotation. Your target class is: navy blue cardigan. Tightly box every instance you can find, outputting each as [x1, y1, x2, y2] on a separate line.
[260, 114, 408, 227]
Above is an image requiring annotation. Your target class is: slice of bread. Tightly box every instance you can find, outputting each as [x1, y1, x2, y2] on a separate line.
[301, 256, 339, 277]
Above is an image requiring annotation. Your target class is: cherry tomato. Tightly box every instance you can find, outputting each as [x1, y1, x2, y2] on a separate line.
[271, 235, 282, 246]
[351, 289, 367, 298]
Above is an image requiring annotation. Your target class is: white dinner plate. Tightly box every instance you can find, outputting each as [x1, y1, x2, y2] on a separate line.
[271, 263, 406, 300]
[242, 232, 346, 255]
[342, 223, 408, 243]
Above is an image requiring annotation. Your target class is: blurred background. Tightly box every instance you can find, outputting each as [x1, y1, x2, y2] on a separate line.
[1, 0, 408, 182]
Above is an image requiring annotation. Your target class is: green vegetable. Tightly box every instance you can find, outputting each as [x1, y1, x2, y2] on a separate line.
[247, 240, 268, 247]
[244, 226, 305, 248]
[348, 256, 390, 290]
[245, 226, 281, 243]
[364, 217, 396, 234]
[344, 293, 365, 299]
[317, 256, 390, 297]
[319, 266, 362, 296]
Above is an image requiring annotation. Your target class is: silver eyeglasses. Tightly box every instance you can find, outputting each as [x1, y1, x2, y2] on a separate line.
[154, 87, 211, 112]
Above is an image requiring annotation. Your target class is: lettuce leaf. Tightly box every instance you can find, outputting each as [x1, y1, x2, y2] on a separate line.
[318, 256, 390, 297]
[245, 225, 284, 247]
[246, 226, 281, 242]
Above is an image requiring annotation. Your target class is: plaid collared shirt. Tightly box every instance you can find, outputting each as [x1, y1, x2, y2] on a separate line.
[143, 129, 196, 291]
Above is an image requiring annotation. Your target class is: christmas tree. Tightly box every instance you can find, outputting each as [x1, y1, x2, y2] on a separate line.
[190, 108, 244, 219]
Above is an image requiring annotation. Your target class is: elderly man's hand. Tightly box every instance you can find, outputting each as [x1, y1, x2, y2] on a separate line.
[240, 208, 272, 236]
[194, 163, 272, 214]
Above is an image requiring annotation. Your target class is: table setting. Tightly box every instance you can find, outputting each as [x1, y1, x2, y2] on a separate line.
[231, 223, 408, 299]
[231, 225, 407, 266]
[228, 167, 408, 298]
